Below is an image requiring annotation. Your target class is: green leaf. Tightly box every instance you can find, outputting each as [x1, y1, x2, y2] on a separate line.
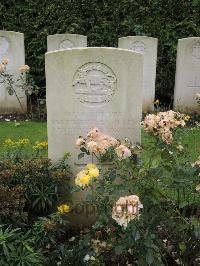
[146, 249, 154, 265]
[78, 153, 85, 160]
[80, 147, 87, 153]
[109, 170, 117, 181]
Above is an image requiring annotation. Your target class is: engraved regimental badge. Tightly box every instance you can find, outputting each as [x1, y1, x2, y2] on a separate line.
[72, 62, 117, 106]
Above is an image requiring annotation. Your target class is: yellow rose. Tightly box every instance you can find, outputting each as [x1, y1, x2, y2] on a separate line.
[88, 167, 99, 178]
[86, 163, 97, 169]
[57, 204, 70, 214]
[184, 115, 190, 121]
[79, 174, 91, 185]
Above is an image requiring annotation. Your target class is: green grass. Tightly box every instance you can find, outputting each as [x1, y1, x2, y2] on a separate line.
[0, 121, 47, 144]
[0, 121, 199, 161]
[142, 126, 200, 162]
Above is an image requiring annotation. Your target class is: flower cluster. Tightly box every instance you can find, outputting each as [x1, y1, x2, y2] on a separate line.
[76, 128, 132, 159]
[32, 141, 48, 150]
[0, 58, 8, 73]
[196, 93, 200, 105]
[191, 156, 200, 168]
[76, 127, 118, 154]
[116, 144, 132, 159]
[75, 164, 99, 188]
[18, 64, 30, 73]
[3, 138, 29, 148]
[143, 110, 186, 144]
[196, 184, 200, 193]
[112, 195, 143, 228]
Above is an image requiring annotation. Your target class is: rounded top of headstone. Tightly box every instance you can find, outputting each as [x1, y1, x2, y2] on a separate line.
[178, 37, 200, 43]
[0, 30, 24, 36]
[45, 47, 144, 58]
[47, 33, 87, 39]
[119, 36, 158, 41]
[178, 37, 200, 40]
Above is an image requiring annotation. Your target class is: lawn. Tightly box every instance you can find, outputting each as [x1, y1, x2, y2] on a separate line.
[0, 121, 199, 161]
[0, 121, 47, 144]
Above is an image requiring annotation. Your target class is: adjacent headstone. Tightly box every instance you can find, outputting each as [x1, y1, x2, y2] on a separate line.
[46, 48, 143, 225]
[0, 31, 26, 114]
[174, 37, 200, 113]
[118, 36, 158, 112]
[47, 34, 87, 52]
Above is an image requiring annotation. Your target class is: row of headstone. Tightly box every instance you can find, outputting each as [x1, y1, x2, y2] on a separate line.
[0, 30, 199, 114]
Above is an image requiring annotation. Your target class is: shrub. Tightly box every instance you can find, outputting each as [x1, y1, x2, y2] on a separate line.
[0, 157, 71, 223]
[1, 138, 48, 161]
[60, 113, 200, 265]
[0, 225, 44, 266]
[1, 1, 200, 101]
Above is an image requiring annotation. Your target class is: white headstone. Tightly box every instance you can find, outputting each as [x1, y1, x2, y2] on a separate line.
[118, 36, 158, 112]
[47, 34, 87, 52]
[174, 37, 200, 114]
[0, 31, 26, 114]
[46, 48, 143, 225]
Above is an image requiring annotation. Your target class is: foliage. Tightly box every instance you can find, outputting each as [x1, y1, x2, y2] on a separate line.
[1, 137, 49, 161]
[0, 0, 200, 102]
[60, 118, 200, 265]
[0, 157, 71, 223]
[0, 225, 44, 266]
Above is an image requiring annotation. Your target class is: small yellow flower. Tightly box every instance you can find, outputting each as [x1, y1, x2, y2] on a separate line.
[33, 141, 48, 150]
[184, 115, 190, 121]
[18, 138, 29, 145]
[88, 167, 99, 178]
[57, 204, 70, 214]
[154, 99, 159, 105]
[4, 138, 14, 146]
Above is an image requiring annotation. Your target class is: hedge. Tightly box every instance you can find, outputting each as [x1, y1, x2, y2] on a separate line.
[0, 0, 200, 105]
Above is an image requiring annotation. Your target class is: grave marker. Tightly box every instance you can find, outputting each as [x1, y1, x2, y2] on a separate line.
[46, 47, 143, 225]
[0, 31, 26, 114]
[118, 36, 158, 112]
[47, 34, 87, 52]
[174, 37, 200, 113]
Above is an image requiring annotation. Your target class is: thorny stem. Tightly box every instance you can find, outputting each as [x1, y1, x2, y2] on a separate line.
[6, 74, 25, 113]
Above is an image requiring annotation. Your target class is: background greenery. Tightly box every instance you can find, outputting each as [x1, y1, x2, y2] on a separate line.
[0, 121, 199, 161]
[0, 0, 200, 105]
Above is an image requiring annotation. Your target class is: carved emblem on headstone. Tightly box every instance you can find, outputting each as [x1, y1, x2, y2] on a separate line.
[191, 42, 200, 59]
[72, 62, 117, 105]
[0, 36, 9, 61]
[59, 39, 75, 49]
[130, 41, 146, 54]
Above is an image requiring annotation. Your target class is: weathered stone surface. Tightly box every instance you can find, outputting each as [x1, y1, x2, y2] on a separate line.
[0, 31, 26, 114]
[174, 37, 200, 114]
[118, 36, 158, 112]
[47, 34, 87, 52]
[46, 47, 143, 225]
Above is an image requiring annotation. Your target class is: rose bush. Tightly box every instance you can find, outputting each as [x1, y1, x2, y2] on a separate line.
[60, 111, 200, 265]
[0, 111, 199, 265]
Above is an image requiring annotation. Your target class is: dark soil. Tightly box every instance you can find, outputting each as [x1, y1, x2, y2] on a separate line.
[0, 113, 30, 121]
